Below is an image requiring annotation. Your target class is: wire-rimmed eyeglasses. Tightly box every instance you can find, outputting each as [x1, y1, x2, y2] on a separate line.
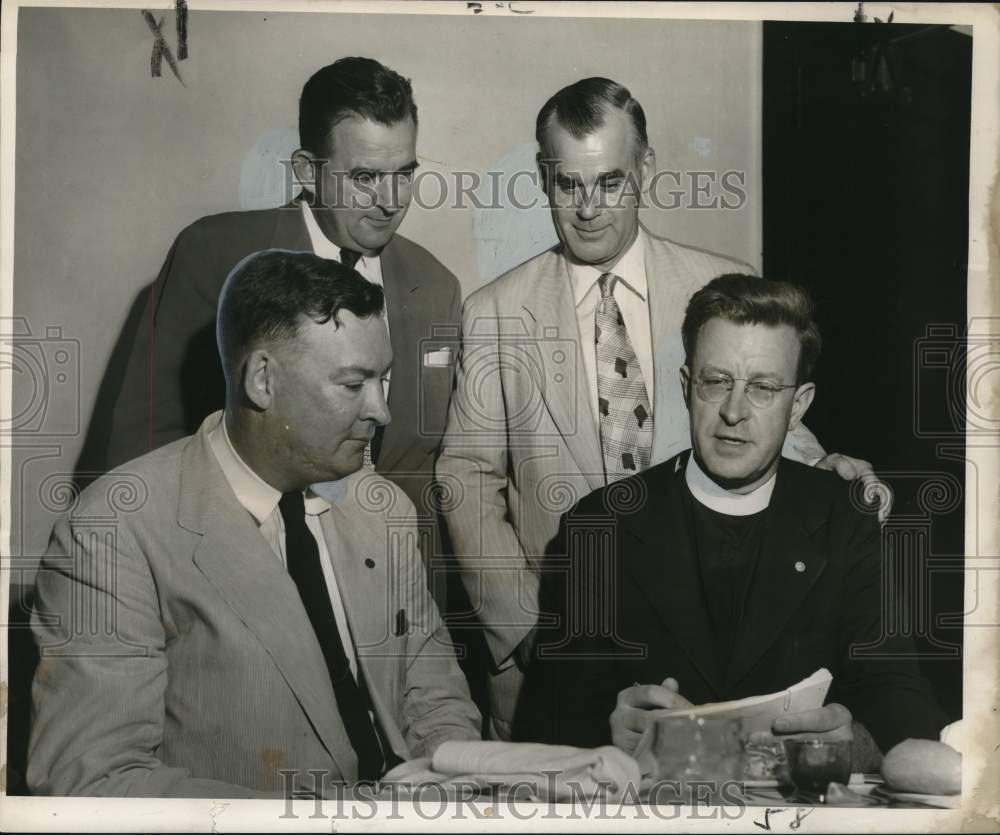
[692, 371, 798, 409]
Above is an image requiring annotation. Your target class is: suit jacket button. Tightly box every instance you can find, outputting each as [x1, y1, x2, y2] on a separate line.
[365, 558, 376, 568]
[794, 560, 806, 573]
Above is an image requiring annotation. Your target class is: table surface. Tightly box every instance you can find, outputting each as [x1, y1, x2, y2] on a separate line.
[372, 773, 959, 810]
[737, 773, 959, 809]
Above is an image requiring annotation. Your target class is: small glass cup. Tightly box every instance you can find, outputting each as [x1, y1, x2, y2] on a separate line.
[784, 738, 852, 798]
[644, 715, 744, 804]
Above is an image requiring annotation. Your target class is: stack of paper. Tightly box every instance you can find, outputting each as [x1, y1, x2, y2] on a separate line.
[632, 668, 833, 783]
[645, 667, 833, 737]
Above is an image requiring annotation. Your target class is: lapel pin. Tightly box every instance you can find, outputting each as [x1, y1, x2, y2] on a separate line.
[365, 558, 376, 569]
[794, 561, 806, 573]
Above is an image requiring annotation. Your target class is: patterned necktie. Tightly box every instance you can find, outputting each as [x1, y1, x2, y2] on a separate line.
[362, 427, 384, 472]
[278, 492, 385, 780]
[595, 272, 653, 481]
[362, 441, 375, 472]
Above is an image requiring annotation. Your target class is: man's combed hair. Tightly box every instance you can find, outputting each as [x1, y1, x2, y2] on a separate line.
[216, 249, 385, 382]
[682, 274, 822, 384]
[299, 56, 418, 155]
[535, 76, 648, 155]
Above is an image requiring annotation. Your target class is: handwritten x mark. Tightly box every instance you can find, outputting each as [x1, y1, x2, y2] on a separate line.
[141, 10, 185, 87]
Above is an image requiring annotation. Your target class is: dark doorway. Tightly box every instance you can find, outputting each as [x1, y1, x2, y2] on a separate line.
[763, 21, 970, 721]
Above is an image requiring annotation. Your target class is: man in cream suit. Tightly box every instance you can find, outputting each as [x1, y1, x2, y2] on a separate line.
[29, 251, 479, 797]
[437, 77, 877, 739]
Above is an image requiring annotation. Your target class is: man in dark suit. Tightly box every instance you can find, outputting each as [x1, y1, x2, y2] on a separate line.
[515, 274, 947, 760]
[95, 57, 460, 540]
[30, 252, 479, 797]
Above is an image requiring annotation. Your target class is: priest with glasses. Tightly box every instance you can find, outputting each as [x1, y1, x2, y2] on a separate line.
[514, 273, 948, 768]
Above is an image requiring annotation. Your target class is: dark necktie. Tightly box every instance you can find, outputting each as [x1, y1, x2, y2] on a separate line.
[278, 491, 384, 781]
[595, 272, 654, 481]
[339, 247, 363, 271]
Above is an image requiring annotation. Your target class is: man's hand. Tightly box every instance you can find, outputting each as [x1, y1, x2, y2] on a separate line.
[772, 702, 854, 742]
[815, 453, 893, 523]
[610, 678, 694, 755]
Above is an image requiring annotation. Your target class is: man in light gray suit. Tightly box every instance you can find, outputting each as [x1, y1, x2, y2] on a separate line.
[437, 77, 881, 739]
[29, 251, 480, 797]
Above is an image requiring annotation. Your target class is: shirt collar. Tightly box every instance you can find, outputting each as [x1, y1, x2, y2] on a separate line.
[299, 200, 378, 269]
[568, 225, 647, 308]
[684, 451, 776, 516]
[208, 413, 331, 523]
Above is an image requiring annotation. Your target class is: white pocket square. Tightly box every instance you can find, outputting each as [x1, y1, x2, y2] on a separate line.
[423, 347, 454, 368]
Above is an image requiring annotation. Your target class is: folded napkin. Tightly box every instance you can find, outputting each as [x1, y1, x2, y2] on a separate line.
[383, 741, 640, 802]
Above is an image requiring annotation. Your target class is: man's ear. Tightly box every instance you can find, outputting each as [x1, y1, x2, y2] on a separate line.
[639, 145, 656, 196]
[242, 348, 275, 410]
[680, 365, 692, 410]
[787, 381, 816, 431]
[291, 148, 316, 190]
[536, 151, 552, 193]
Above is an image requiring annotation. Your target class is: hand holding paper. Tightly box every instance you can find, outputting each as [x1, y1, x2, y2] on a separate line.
[626, 669, 836, 784]
[610, 677, 695, 755]
[772, 701, 853, 742]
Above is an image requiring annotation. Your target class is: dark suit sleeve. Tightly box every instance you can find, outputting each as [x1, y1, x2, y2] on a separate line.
[835, 501, 949, 752]
[513, 503, 622, 747]
[447, 280, 462, 345]
[441, 277, 463, 416]
[105, 224, 223, 470]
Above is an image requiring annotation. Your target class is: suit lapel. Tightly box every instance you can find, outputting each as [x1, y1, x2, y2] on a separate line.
[268, 195, 312, 252]
[178, 419, 353, 776]
[318, 484, 410, 762]
[376, 238, 422, 473]
[724, 464, 829, 690]
[521, 249, 604, 490]
[620, 455, 724, 696]
[643, 230, 695, 464]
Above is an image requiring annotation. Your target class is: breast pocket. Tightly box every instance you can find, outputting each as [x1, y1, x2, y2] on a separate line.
[418, 347, 457, 446]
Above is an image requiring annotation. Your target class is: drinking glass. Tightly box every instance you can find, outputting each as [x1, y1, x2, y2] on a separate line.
[784, 738, 853, 797]
[643, 715, 744, 804]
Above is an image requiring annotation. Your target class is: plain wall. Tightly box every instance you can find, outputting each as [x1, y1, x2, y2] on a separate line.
[11, 8, 762, 564]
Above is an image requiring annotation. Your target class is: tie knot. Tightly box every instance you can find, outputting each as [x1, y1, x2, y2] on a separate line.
[339, 248, 363, 271]
[598, 272, 618, 299]
[278, 491, 306, 523]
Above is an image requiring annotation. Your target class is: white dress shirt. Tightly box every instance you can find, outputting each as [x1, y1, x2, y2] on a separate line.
[300, 200, 385, 288]
[568, 227, 655, 432]
[208, 413, 359, 676]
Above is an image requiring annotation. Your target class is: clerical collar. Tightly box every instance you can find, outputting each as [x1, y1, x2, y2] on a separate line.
[684, 453, 776, 516]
